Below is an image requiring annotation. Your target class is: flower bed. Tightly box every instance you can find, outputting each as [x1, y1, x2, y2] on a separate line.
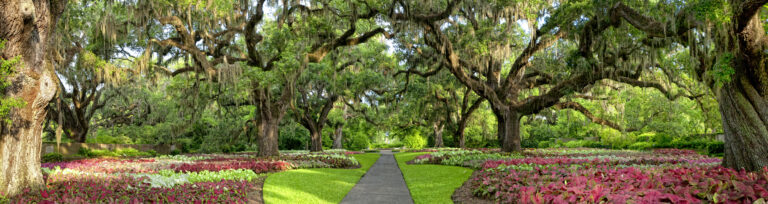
[11, 150, 363, 202]
[410, 148, 768, 203]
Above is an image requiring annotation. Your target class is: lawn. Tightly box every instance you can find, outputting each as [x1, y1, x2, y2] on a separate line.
[394, 152, 474, 204]
[263, 153, 381, 204]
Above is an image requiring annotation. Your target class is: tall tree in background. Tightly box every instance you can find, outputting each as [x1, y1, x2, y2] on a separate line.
[436, 86, 484, 148]
[46, 1, 134, 143]
[0, 0, 68, 197]
[296, 40, 394, 151]
[392, 0, 701, 152]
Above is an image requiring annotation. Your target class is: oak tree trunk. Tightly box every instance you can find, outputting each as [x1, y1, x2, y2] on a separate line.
[332, 125, 343, 149]
[719, 75, 768, 171]
[455, 118, 469, 148]
[433, 122, 444, 147]
[309, 128, 323, 152]
[494, 107, 522, 152]
[72, 128, 87, 143]
[718, 4, 768, 171]
[0, 0, 63, 197]
[257, 116, 281, 157]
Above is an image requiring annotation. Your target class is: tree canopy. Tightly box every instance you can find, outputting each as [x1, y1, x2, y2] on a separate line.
[2, 0, 768, 196]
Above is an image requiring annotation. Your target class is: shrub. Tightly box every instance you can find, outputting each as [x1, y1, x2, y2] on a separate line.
[41, 153, 64, 163]
[170, 149, 182, 155]
[77, 148, 95, 158]
[706, 141, 724, 156]
[562, 140, 607, 148]
[115, 148, 153, 157]
[537, 141, 552, 148]
[346, 133, 370, 151]
[628, 142, 654, 150]
[402, 132, 427, 149]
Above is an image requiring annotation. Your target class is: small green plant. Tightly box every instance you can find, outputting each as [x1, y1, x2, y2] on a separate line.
[41, 152, 64, 163]
[78, 147, 95, 158]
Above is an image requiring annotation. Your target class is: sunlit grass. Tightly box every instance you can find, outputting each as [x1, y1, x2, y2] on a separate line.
[395, 152, 473, 204]
[263, 153, 380, 204]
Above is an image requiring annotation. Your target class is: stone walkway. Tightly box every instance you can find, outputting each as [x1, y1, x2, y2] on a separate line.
[341, 150, 414, 204]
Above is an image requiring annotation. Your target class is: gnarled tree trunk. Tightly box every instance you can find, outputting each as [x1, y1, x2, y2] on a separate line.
[719, 76, 768, 171]
[332, 125, 343, 149]
[0, 0, 65, 197]
[454, 119, 468, 148]
[432, 121, 444, 147]
[493, 106, 522, 152]
[717, 2, 768, 171]
[308, 127, 323, 152]
[256, 115, 281, 157]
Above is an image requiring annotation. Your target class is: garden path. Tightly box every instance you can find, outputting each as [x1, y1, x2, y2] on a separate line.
[341, 150, 414, 204]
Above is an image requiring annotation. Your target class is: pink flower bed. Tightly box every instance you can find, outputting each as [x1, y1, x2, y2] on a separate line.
[465, 148, 768, 203]
[172, 160, 291, 173]
[42, 158, 158, 174]
[473, 165, 768, 203]
[12, 173, 254, 203]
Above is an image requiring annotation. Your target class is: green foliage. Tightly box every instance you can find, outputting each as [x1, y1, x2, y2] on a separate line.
[41, 153, 64, 163]
[77, 147, 95, 158]
[402, 132, 427, 149]
[711, 52, 736, 87]
[279, 120, 309, 150]
[562, 140, 608, 148]
[78, 147, 155, 158]
[628, 142, 655, 150]
[89, 129, 135, 144]
[0, 40, 26, 124]
[691, 0, 731, 24]
[345, 133, 370, 151]
[707, 141, 725, 156]
[370, 142, 404, 149]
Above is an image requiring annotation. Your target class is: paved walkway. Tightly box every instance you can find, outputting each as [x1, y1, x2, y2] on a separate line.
[341, 150, 414, 204]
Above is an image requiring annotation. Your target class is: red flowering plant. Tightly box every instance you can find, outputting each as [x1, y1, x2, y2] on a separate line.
[12, 172, 255, 204]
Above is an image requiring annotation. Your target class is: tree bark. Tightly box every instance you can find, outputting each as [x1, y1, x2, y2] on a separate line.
[493, 107, 522, 152]
[0, 0, 65, 197]
[72, 128, 87, 143]
[432, 121, 444, 147]
[716, 0, 768, 171]
[308, 127, 323, 152]
[455, 118, 468, 148]
[719, 75, 768, 171]
[332, 125, 343, 149]
[256, 116, 281, 157]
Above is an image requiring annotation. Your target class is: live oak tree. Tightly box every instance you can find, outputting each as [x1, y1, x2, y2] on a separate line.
[395, 45, 485, 148]
[45, 0, 136, 143]
[582, 0, 768, 171]
[435, 84, 484, 148]
[136, 0, 389, 156]
[0, 0, 68, 197]
[295, 40, 394, 151]
[392, 0, 701, 152]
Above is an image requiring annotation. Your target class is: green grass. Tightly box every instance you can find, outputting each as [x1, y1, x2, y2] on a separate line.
[395, 152, 474, 204]
[263, 153, 381, 204]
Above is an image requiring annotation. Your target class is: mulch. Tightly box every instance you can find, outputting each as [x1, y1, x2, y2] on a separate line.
[246, 176, 267, 204]
[452, 171, 494, 204]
